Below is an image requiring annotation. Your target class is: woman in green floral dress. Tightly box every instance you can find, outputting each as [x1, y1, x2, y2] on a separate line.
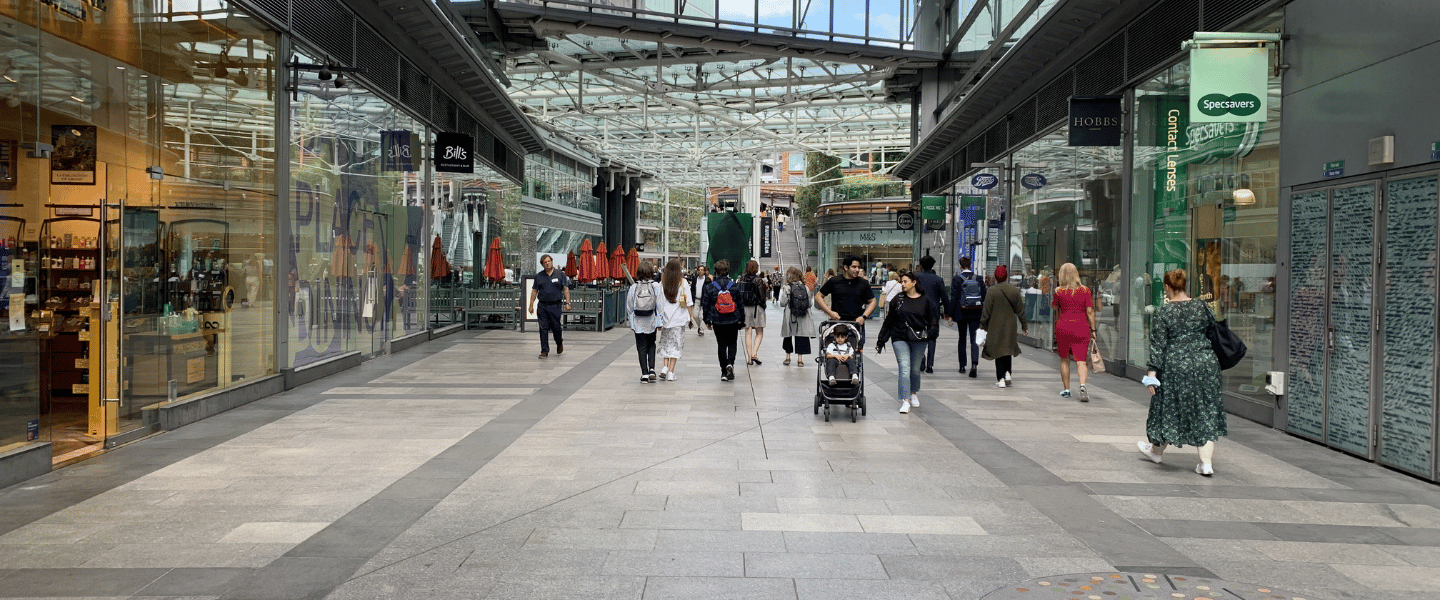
[1137, 268, 1226, 476]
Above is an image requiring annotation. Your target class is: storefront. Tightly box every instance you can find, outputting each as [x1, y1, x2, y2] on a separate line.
[815, 197, 916, 276]
[0, 1, 279, 464]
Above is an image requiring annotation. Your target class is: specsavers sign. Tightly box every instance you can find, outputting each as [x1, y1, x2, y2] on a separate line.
[1189, 44, 1268, 123]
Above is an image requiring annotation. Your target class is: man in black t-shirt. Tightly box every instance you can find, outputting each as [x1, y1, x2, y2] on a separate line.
[815, 256, 876, 348]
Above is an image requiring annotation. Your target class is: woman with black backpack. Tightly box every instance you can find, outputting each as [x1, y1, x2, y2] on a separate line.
[740, 259, 769, 366]
[778, 267, 815, 366]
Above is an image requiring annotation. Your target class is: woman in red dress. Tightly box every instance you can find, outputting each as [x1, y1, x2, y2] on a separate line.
[1052, 262, 1097, 402]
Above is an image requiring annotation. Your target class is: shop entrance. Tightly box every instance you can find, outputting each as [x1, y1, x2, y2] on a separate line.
[1287, 172, 1440, 480]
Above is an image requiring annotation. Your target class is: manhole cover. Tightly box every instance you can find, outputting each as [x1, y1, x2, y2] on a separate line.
[982, 572, 1328, 600]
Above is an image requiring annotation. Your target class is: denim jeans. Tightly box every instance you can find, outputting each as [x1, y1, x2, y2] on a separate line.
[892, 340, 925, 401]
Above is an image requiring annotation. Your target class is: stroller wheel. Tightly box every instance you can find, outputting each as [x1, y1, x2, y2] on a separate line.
[859, 394, 867, 416]
[813, 394, 821, 414]
[824, 404, 831, 422]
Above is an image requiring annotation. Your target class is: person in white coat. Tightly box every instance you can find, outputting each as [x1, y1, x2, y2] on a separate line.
[627, 262, 666, 383]
[657, 259, 693, 380]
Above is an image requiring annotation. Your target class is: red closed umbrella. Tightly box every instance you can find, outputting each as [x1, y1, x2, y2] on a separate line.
[595, 241, 608, 280]
[429, 235, 452, 281]
[577, 239, 593, 282]
[626, 247, 639, 279]
[483, 237, 505, 283]
[611, 245, 625, 281]
[564, 251, 578, 279]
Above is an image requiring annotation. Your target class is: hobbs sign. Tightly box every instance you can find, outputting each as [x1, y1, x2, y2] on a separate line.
[1189, 43, 1268, 124]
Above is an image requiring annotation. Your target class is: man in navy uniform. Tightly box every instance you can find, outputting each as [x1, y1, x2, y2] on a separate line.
[528, 254, 571, 359]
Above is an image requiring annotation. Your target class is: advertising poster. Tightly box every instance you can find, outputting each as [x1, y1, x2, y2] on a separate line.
[51, 125, 97, 185]
[759, 216, 772, 258]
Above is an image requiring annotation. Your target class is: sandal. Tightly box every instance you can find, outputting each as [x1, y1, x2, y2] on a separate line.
[751, 357, 762, 366]
[783, 358, 791, 366]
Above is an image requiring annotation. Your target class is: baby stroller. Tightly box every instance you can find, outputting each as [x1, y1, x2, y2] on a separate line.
[813, 320, 867, 422]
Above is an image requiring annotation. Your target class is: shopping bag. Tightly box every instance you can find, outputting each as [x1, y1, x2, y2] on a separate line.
[974, 328, 988, 347]
[1088, 343, 1106, 373]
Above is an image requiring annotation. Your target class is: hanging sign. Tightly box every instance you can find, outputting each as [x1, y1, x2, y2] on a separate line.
[1431, 142, 1440, 162]
[433, 132, 473, 173]
[1190, 44, 1268, 123]
[921, 196, 946, 220]
[759, 216, 773, 258]
[51, 125, 97, 185]
[1068, 96, 1123, 146]
[381, 130, 415, 172]
[1324, 160, 1344, 178]
[895, 210, 915, 231]
[971, 173, 999, 190]
[1020, 174, 1047, 190]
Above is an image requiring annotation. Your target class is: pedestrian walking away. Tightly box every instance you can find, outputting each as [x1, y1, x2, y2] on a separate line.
[876, 271, 939, 414]
[814, 256, 877, 349]
[1137, 268, 1227, 476]
[778, 266, 815, 366]
[769, 265, 784, 302]
[947, 256, 986, 377]
[1052, 262, 1097, 402]
[803, 266, 817, 292]
[980, 265, 1027, 388]
[627, 262, 665, 383]
[656, 259, 692, 381]
[689, 265, 711, 337]
[739, 259, 769, 365]
[914, 255, 949, 373]
[528, 254, 571, 359]
[701, 260, 745, 381]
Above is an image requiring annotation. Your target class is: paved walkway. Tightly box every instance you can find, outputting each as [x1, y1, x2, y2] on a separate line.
[2, 305, 1439, 600]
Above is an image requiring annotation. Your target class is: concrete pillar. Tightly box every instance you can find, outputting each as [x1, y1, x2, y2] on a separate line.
[621, 177, 639, 249]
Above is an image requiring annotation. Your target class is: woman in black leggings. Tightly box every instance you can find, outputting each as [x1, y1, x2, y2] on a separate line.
[980, 265, 1028, 387]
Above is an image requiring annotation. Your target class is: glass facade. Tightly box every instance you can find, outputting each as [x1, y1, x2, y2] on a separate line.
[288, 50, 429, 366]
[1006, 128, 1124, 359]
[1129, 58, 1281, 403]
[0, 1, 278, 461]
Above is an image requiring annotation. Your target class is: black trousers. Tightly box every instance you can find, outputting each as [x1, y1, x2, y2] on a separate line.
[956, 317, 981, 366]
[923, 337, 937, 370]
[634, 331, 657, 374]
[995, 355, 1012, 381]
[712, 323, 742, 371]
[825, 357, 857, 379]
[537, 302, 563, 352]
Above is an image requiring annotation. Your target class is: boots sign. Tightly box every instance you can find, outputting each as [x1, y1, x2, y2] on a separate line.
[1190, 44, 1268, 123]
[434, 132, 474, 173]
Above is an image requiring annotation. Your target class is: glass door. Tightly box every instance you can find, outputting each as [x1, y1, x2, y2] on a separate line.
[1379, 174, 1438, 478]
[1286, 182, 1380, 459]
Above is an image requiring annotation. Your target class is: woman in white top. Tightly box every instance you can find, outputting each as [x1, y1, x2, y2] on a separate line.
[657, 259, 693, 380]
[627, 262, 666, 383]
[689, 265, 710, 337]
[879, 271, 902, 317]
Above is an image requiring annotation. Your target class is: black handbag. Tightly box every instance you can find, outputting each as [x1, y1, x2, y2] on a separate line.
[1205, 306, 1247, 370]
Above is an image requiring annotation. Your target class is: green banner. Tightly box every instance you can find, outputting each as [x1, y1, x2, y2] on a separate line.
[706, 212, 752, 271]
[921, 195, 946, 220]
[1190, 45, 1268, 123]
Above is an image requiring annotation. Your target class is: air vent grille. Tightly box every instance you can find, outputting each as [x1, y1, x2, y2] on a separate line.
[353, 24, 398, 98]
[1036, 71, 1073, 128]
[1075, 34, 1126, 96]
[1009, 97, 1039, 144]
[1127, 0, 1199, 81]
[1203, 0, 1272, 29]
[292, 0, 354, 65]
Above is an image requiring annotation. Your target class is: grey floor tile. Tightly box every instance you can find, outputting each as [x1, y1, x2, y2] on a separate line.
[782, 532, 918, 555]
[794, 578, 951, 600]
[743, 552, 888, 579]
[653, 530, 788, 553]
[599, 550, 744, 577]
[639, 576, 797, 600]
[0, 568, 171, 597]
[483, 574, 645, 600]
[134, 568, 253, 596]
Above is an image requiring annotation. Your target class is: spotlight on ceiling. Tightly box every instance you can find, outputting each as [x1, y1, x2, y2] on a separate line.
[234, 69, 249, 87]
[318, 66, 332, 81]
[333, 73, 347, 89]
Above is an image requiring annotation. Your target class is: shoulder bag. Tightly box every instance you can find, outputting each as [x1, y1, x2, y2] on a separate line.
[1205, 303, 1247, 370]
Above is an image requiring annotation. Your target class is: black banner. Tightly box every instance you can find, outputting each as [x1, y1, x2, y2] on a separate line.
[759, 216, 773, 258]
[895, 209, 915, 231]
[1068, 96, 1123, 146]
[381, 130, 415, 172]
[434, 132, 473, 173]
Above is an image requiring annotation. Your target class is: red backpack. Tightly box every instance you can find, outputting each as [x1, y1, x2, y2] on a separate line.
[713, 280, 737, 314]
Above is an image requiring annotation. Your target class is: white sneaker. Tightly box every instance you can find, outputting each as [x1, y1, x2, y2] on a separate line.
[828, 375, 836, 383]
[997, 380, 1007, 389]
[658, 366, 669, 377]
[899, 400, 910, 414]
[1137, 441, 1163, 464]
[1195, 463, 1214, 477]
[1004, 372, 1013, 384]
[667, 372, 676, 381]
[909, 394, 919, 407]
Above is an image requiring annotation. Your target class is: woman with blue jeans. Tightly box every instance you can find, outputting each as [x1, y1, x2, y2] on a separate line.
[875, 272, 939, 414]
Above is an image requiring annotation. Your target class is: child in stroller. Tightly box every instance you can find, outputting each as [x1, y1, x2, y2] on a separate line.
[823, 327, 861, 384]
[814, 321, 867, 422]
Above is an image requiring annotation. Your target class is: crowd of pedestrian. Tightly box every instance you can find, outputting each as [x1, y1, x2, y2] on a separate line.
[531, 252, 1228, 478]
